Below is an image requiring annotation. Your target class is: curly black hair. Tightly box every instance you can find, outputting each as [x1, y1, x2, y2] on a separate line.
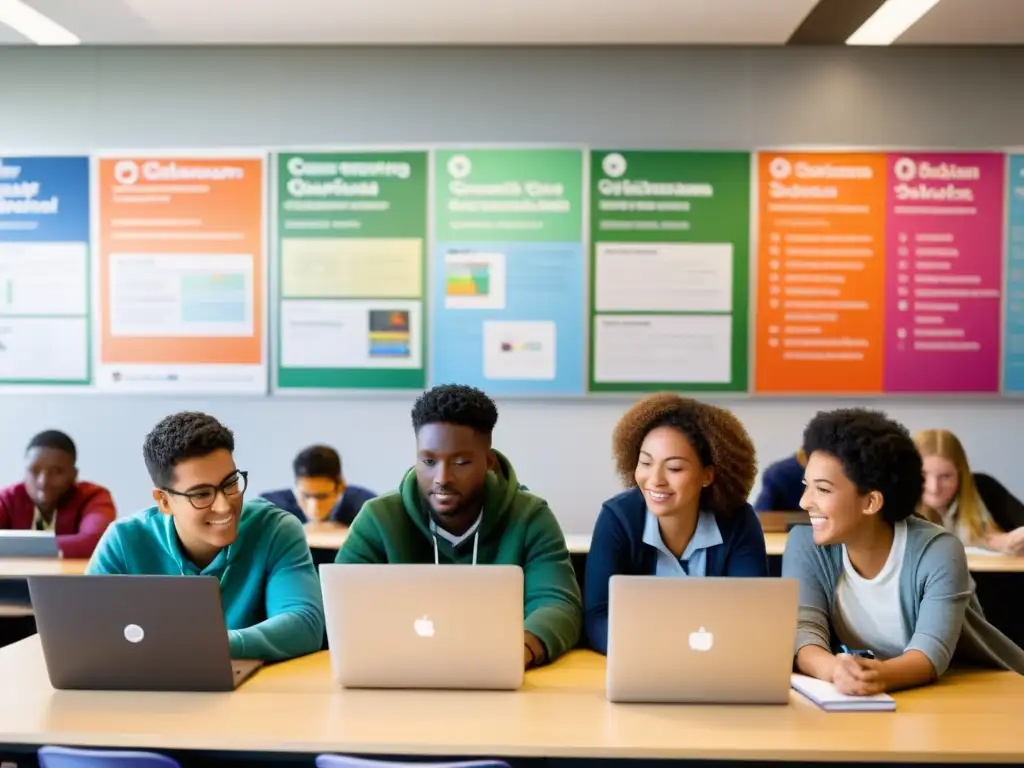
[293, 445, 342, 480]
[26, 430, 76, 462]
[411, 384, 498, 436]
[143, 412, 235, 488]
[802, 408, 923, 524]
[612, 393, 757, 513]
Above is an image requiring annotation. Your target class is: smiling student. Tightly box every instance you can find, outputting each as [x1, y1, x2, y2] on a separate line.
[87, 412, 325, 662]
[584, 393, 768, 655]
[914, 428, 1024, 556]
[335, 384, 582, 668]
[0, 430, 116, 558]
[783, 408, 1024, 696]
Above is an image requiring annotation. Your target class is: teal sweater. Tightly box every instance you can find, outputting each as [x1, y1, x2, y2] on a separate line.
[335, 451, 582, 661]
[86, 498, 325, 662]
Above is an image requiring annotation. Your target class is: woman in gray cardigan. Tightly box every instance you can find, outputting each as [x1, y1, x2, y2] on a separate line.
[782, 408, 1024, 696]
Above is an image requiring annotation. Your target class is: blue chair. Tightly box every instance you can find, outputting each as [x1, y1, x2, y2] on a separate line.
[37, 746, 181, 768]
[316, 757, 510, 768]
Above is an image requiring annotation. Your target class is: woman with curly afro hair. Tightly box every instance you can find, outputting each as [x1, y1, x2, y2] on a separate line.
[584, 393, 768, 654]
[783, 408, 1024, 696]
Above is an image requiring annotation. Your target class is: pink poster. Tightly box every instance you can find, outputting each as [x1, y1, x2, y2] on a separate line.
[884, 152, 1005, 392]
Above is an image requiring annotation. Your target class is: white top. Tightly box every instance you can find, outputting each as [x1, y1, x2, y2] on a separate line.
[832, 520, 910, 661]
[431, 512, 482, 547]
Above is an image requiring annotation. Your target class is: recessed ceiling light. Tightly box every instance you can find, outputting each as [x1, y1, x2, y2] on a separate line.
[0, 0, 80, 45]
[847, 0, 942, 45]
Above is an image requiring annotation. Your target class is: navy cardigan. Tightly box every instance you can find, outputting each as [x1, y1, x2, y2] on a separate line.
[584, 486, 769, 654]
[752, 455, 805, 512]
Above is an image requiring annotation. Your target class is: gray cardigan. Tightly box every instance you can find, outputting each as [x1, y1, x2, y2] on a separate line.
[782, 516, 1024, 676]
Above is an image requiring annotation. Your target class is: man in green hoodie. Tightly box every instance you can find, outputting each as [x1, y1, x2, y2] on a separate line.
[87, 411, 325, 662]
[335, 384, 582, 667]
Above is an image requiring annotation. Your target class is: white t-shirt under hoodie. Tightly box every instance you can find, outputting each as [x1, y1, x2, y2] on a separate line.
[832, 520, 910, 660]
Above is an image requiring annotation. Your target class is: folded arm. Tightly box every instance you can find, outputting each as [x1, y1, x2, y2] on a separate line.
[229, 518, 325, 661]
[522, 504, 582, 664]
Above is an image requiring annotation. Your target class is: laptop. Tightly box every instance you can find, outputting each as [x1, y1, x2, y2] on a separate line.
[320, 563, 524, 690]
[0, 530, 60, 558]
[606, 576, 798, 704]
[27, 575, 263, 692]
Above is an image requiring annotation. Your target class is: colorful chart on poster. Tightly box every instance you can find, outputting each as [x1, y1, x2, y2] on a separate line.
[754, 151, 1004, 394]
[431, 148, 585, 395]
[1006, 154, 1024, 394]
[95, 154, 266, 392]
[589, 150, 750, 392]
[0, 155, 91, 388]
[275, 151, 427, 390]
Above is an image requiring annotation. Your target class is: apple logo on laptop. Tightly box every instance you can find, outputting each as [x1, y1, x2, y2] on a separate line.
[123, 624, 145, 644]
[413, 615, 435, 638]
[688, 626, 713, 652]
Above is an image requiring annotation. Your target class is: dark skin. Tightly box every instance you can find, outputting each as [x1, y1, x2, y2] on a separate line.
[414, 421, 543, 668]
[25, 447, 78, 519]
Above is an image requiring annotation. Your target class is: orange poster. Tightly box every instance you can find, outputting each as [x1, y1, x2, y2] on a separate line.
[95, 153, 266, 393]
[754, 152, 887, 393]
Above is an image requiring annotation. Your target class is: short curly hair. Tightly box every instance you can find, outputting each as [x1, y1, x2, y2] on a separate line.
[143, 412, 235, 488]
[612, 393, 757, 512]
[411, 384, 498, 436]
[802, 408, 923, 524]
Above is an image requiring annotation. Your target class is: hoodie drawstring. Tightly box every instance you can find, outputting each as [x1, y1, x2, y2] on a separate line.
[431, 528, 479, 566]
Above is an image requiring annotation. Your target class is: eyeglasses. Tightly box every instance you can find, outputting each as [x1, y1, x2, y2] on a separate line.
[163, 470, 248, 510]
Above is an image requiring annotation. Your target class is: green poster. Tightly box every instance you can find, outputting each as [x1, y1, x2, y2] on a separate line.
[433, 149, 583, 242]
[588, 151, 750, 393]
[275, 151, 428, 390]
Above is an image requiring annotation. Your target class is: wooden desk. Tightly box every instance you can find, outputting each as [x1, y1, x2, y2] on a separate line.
[0, 637, 1022, 763]
[0, 559, 89, 578]
[307, 529, 593, 555]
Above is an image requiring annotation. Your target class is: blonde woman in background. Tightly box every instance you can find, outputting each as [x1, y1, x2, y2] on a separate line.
[914, 429, 1024, 556]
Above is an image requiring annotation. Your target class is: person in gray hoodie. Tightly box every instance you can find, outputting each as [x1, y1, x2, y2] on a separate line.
[783, 408, 1024, 696]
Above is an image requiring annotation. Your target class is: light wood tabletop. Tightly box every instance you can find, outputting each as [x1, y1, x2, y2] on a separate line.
[0, 558, 89, 578]
[0, 637, 1022, 762]
[306, 528, 593, 555]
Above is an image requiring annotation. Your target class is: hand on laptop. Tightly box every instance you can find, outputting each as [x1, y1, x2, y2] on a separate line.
[524, 631, 546, 669]
[833, 653, 887, 696]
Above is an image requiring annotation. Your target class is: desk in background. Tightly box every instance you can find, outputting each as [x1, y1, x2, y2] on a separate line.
[0, 635, 1022, 765]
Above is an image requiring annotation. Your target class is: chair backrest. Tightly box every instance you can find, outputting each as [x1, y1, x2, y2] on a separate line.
[38, 746, 181, 768]
[316, 756, 510, 768]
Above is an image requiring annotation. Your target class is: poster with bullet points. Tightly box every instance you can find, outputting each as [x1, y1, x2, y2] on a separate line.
[883, 152, 1004, 393]
[589, 150, 750, 392]
[1005, 153, 1024, 394]
[755, 150, 1004, 394]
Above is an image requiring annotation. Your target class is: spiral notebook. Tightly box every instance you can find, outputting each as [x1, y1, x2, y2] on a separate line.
[791, 674, 896, 711]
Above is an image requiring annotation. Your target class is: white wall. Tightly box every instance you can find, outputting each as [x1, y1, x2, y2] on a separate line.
[1, 46, 1023, 534]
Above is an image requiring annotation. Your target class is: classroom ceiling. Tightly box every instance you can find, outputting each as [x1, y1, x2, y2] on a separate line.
[0, 0, 1020, 46]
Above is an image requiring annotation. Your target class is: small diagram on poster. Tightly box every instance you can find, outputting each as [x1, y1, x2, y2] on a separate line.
[483, 320, 556, 380]
[444, 250, 507, 310]
[368, 309, 412, 359]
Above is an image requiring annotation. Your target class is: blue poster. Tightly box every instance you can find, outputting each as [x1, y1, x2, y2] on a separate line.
[430, 241, 586, 395]
[0, 155, 91, 385]
[1005, 155, 1024, 393]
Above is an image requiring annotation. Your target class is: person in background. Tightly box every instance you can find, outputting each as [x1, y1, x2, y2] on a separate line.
[336, 384, 582, 669]
[783, 409, 1024, 696]
[753, 449, 807, 512]
[0, 430, 116, 558]
[261, 445, 375, 530]
[914, 428, 1024, 556]
[87, 412, 324, 662]
[584, 393, 768, 655]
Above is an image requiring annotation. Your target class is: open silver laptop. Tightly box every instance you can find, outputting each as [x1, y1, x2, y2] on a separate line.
[606, 576, 798, 704]
[0, 530, 59, 558]
[320, 563, 524, 690]
[27, 575, 263, 691]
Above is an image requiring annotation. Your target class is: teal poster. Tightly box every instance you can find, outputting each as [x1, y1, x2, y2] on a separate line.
[431, 148, 586, 395]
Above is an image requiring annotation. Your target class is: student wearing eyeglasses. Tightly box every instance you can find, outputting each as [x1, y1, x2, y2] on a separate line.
[86, 412, 325, 662]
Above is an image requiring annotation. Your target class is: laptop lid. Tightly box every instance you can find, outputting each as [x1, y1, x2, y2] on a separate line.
[320, 563, 525, 690]
[27, 574, 261, 692]
[0, 530, 60, 558]
[606, 576, 798, 704]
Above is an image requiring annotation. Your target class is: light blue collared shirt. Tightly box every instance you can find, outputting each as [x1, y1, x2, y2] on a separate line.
[642, 509, 723, 577]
